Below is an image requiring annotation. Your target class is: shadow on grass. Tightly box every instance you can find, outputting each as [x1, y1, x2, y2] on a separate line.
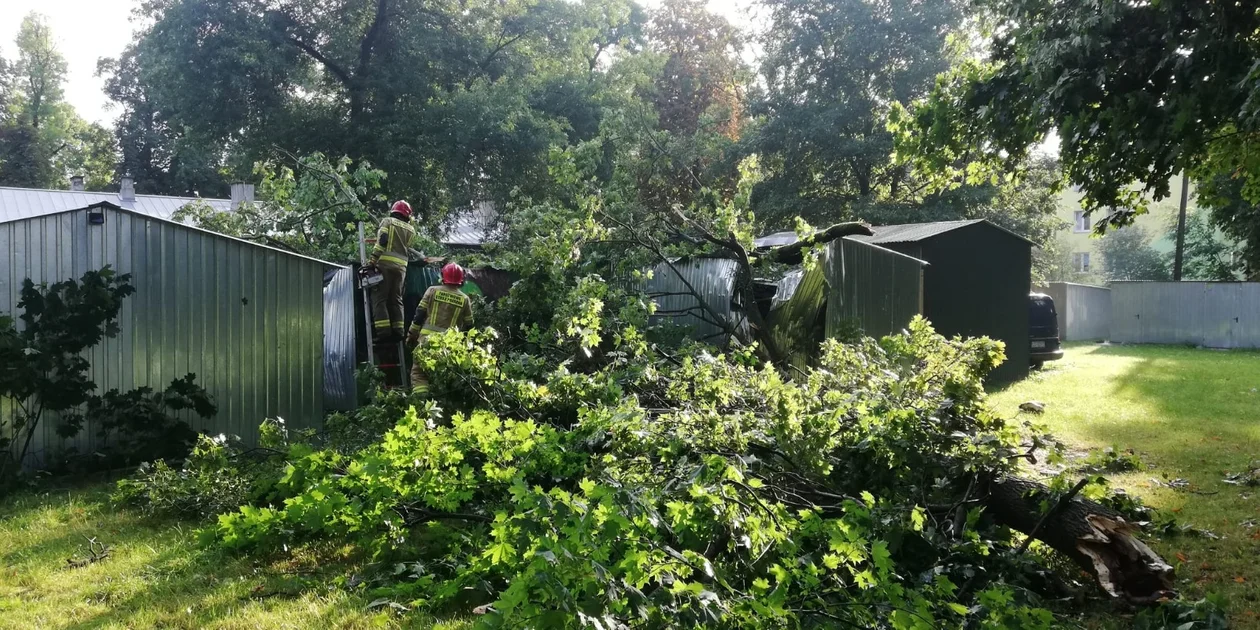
[1094, 344, 1260, 468]
[0, 487, 410, 630]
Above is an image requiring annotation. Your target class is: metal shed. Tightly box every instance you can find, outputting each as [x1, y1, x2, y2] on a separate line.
[643, 258, 746, 343]
[852, 220, 1033, 384]
[764, 237, 926, 367]
[1, 201, 347, 468]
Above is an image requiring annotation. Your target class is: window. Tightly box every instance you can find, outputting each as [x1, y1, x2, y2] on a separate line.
[1073, 211, 1090, 233]
[1073, 252, 1091, 273]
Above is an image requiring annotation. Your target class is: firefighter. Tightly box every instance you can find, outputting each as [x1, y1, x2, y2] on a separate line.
[407, 263, 474, 393]
[369, 200, 417, 341]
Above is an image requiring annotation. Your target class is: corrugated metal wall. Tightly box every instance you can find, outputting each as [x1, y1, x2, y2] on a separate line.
[825, 238, 925, 339]
[767, 264, 827, 370]
[1111, 282, 1260, 348]
[644, 258, 742, 343]
[881, 224, 1032, 384]
[1, 206, 329, 468]
[1038, 282, 1111, 341]
[323, 268, 356, 411]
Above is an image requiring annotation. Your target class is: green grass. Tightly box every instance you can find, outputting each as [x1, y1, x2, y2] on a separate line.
[990, 343, 1260, 627]
[0, 485, 469, 630]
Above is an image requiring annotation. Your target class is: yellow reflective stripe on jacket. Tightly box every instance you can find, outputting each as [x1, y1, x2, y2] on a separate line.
[370, 217, 414, 266]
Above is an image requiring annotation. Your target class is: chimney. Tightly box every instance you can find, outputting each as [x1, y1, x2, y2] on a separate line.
[230, 182, 255, 211]
[70, 175, 85, 192]
[119, 174, 136, 202]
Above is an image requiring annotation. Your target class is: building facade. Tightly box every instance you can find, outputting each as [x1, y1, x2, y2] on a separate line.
[1054, 177, 1196, 282]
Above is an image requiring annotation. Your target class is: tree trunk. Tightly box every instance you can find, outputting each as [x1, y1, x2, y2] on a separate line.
[759, 221, 873, 265]
[983, 476, 1176, 605]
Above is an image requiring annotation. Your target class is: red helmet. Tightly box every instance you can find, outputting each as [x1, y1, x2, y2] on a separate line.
[441, 263, 465, 286]
[391, 200, 412, 219]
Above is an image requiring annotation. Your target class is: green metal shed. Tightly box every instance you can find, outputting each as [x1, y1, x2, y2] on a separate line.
[852, 220, 1033, 384]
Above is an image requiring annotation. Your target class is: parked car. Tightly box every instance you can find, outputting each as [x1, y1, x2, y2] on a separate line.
[1029, 292, 1064, 368]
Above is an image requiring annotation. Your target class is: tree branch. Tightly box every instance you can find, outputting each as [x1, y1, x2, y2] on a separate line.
[357, 0, 390, 78]
[288, 37, 353, 88]
[759, 222, 874, 265]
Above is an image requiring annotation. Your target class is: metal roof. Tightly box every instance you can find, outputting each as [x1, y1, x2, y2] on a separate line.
[851, 219, 1035, 245]
[754, 231, 799, 248]
[752, 231, 929, 266]
[0, 186, 232, 224]
[4, 200, 343, 268]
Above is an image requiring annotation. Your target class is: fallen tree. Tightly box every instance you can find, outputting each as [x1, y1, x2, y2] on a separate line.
[121, 314, 1176, 626]
[985, 476, 1176, 605]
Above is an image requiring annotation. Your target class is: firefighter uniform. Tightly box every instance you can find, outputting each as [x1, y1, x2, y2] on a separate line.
[407, 284, 474, 393]
[369, 214, 416, 339]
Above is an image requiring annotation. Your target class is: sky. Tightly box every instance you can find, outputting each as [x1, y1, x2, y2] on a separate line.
[0, 0, 762, 127]
[1, 0, 139, 124]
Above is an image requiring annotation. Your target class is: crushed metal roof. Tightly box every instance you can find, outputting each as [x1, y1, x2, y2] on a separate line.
[851, 219, 1035, 245]
[754, 231, 799, 249]
[0, 186, 232, 224]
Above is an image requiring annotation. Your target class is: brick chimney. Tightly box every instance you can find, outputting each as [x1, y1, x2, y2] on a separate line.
[70, 175, 85, 191]
[119, 174, 136, 202]
[230, 182, 255, 211]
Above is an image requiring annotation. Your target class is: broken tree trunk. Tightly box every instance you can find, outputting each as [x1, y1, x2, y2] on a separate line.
[983, 476, 1176, 605]
[760, 222, 874, 265]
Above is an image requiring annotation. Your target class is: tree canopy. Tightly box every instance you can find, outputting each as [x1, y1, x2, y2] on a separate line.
[98, 0, 646, 215]
[893, 0, 1260, 270]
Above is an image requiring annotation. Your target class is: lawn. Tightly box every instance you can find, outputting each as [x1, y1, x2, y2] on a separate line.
[0, 485, 469, 630]
[990, 342, 1260, 627]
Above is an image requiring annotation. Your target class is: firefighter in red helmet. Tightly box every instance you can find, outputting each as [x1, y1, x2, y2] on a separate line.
[407, 262, 474, 393]
[368, 200, 416, 341]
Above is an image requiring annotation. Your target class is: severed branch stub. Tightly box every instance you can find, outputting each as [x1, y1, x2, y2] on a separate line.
[66, 536, 111, 569]
[984, 476, 1176, 605]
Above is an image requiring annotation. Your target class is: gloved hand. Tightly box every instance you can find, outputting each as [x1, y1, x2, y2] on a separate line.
[406, 330, 420, 349]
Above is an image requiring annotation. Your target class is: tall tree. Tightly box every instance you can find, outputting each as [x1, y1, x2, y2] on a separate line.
[1168, 209, 1244, 282]
[102, 0, 643, 218]
[751, 0, 967, 227]
[12, 14, 67, 132]
[97, 54, 229, 197]
[895, 0, 1260, 254]
[633, 0, 749, 211]
[0, 14, 118, 189]
[0, 47, 12, 119]
[1195, 173, 1260, 278]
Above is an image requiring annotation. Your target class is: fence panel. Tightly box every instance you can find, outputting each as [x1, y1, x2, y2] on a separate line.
[1038, 282, 1111, 341]
[1110, 282, 1260, 348]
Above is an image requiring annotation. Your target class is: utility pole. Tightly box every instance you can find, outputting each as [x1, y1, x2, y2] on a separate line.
[1173, 172, 1189, 281]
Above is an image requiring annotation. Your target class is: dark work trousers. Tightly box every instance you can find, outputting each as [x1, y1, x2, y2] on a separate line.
[370, 264, 407, 337]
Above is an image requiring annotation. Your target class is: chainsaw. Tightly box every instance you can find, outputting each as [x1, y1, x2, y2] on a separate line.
[358, 265, 384, 289]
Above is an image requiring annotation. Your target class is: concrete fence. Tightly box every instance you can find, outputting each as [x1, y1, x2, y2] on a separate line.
[1037, 282, 1112, 341]
[1110, 282, 1260, 349]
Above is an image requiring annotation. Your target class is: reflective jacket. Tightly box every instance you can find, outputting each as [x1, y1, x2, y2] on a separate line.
[371, 215, 416, 269]
[410, 285, 473, 335]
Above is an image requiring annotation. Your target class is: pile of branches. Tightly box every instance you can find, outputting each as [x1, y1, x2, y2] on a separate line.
[120, 316, 1174, 628]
